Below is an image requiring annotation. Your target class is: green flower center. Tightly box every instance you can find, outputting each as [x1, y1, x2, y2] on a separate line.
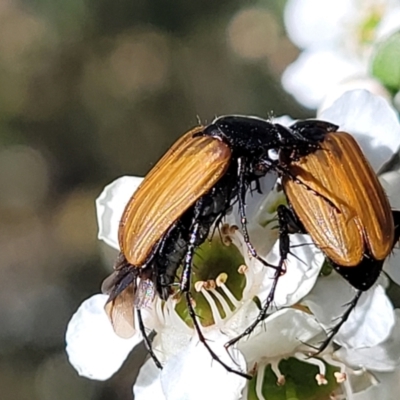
[175, 229, 246, 328]
[247, 358, 341, 400]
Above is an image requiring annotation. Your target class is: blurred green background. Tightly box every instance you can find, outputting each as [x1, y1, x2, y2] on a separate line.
[0, 0, 310, 399]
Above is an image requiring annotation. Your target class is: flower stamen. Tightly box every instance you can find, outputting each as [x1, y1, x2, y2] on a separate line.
[194, 281, 206, 292]
[216, 273, 241, 308]
[209, 288, 233, 318]
[220, 223, 233, 246]
[199, 287, 223, 325]
[316, 374, 328, 386]
[216, 272, 227, 286]
[334, 372, 347, 383]
[204, 279, 216, 290]
[270, 360, 286, 385]
[256, 364, 267, 400]
[238, 264, 248, 274]
[295, 352, 327, 385]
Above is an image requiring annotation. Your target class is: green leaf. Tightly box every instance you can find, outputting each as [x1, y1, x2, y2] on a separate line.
[372, 31, 400, 91]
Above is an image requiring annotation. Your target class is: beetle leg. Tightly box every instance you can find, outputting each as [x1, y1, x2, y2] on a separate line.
[392, 210, 400, 242]
[277, 205, 366, 351]
[132, 277, 164, 370]
[237, 157, 279, 269]
[315, 290, 363, 354]
[179, 200, 252, 379]
[261, 157, 341, 213]
[184, 291, 252, 379]
[276, 204, 306, 234]
[272, 161, 341, 213]
[225, 207, 293, 348]
[179, 203, 203, 293]
[225, 261, 285, 349]
[136, 308, 163, 369]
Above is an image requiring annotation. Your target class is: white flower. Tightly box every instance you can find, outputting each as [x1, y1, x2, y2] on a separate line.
[66, 176, 324, 399]
[303, 274, 395, 349]
[380, 170, 400, 286]
[282, 0, 400, 108]
[318, 89, 400, 171]
[300, 90, 400, 348]
[66, 89, 400, 399]
[222, 89, 400, 399]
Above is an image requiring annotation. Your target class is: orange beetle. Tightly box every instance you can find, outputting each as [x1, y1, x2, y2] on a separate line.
[278, 129, 400, 348]
[227, 122, 400, 350]
[101, 116, 334, 377]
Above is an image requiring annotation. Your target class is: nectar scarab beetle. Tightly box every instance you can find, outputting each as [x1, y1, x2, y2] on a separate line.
[279, 129, 400, 349]
[227, 121, 400, 351]
[101, 115, 332, 378]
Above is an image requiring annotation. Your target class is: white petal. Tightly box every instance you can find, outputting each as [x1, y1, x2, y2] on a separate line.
[384, 250, 400, 287]
[134, 359, 165, 400]
[318, 77, 391, 114]
[226, 174, 279, 258]
[336, 310, 400, 372]
[238, 308, 324, 364]
[161, 332, 247, 400]
[66, 294, 141, 380]
[152, 312, 193, 362]
[284, 0, 352, 49]
[379, 170, 400, 285]
[352, 369, 400, 400]
[259, 234, 324, 308]
[376, 7, 400, 40]
[244, 173, 278, 225]
[225, 189, 282, 272]
[319, 90, 400, 171]
[223, 300, 261, 337]
[282, 50, 363, 109]
[96, 176, 143, 249]
[304, 274, 395, 348]
[380, 170, 400, 209]
[342, 368, 380, 396]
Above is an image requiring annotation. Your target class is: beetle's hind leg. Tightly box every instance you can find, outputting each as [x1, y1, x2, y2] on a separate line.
[184, 291, 251, 379]
[236, 158, 280, 270]
[226, 205, 292, 348]
[314, 290, 363, 354]
[136, 308, 163, 369]
[180, 199, 252, 380]
[271, 160, 341, 213]
[134, 272, 164, 370]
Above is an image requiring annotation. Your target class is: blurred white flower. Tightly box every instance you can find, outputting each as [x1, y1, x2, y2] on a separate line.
[66, 89, 400, 399]
[282, 0, 400, 108]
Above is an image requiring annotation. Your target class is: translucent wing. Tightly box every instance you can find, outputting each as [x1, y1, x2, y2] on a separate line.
[105, 284, 135, 338]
